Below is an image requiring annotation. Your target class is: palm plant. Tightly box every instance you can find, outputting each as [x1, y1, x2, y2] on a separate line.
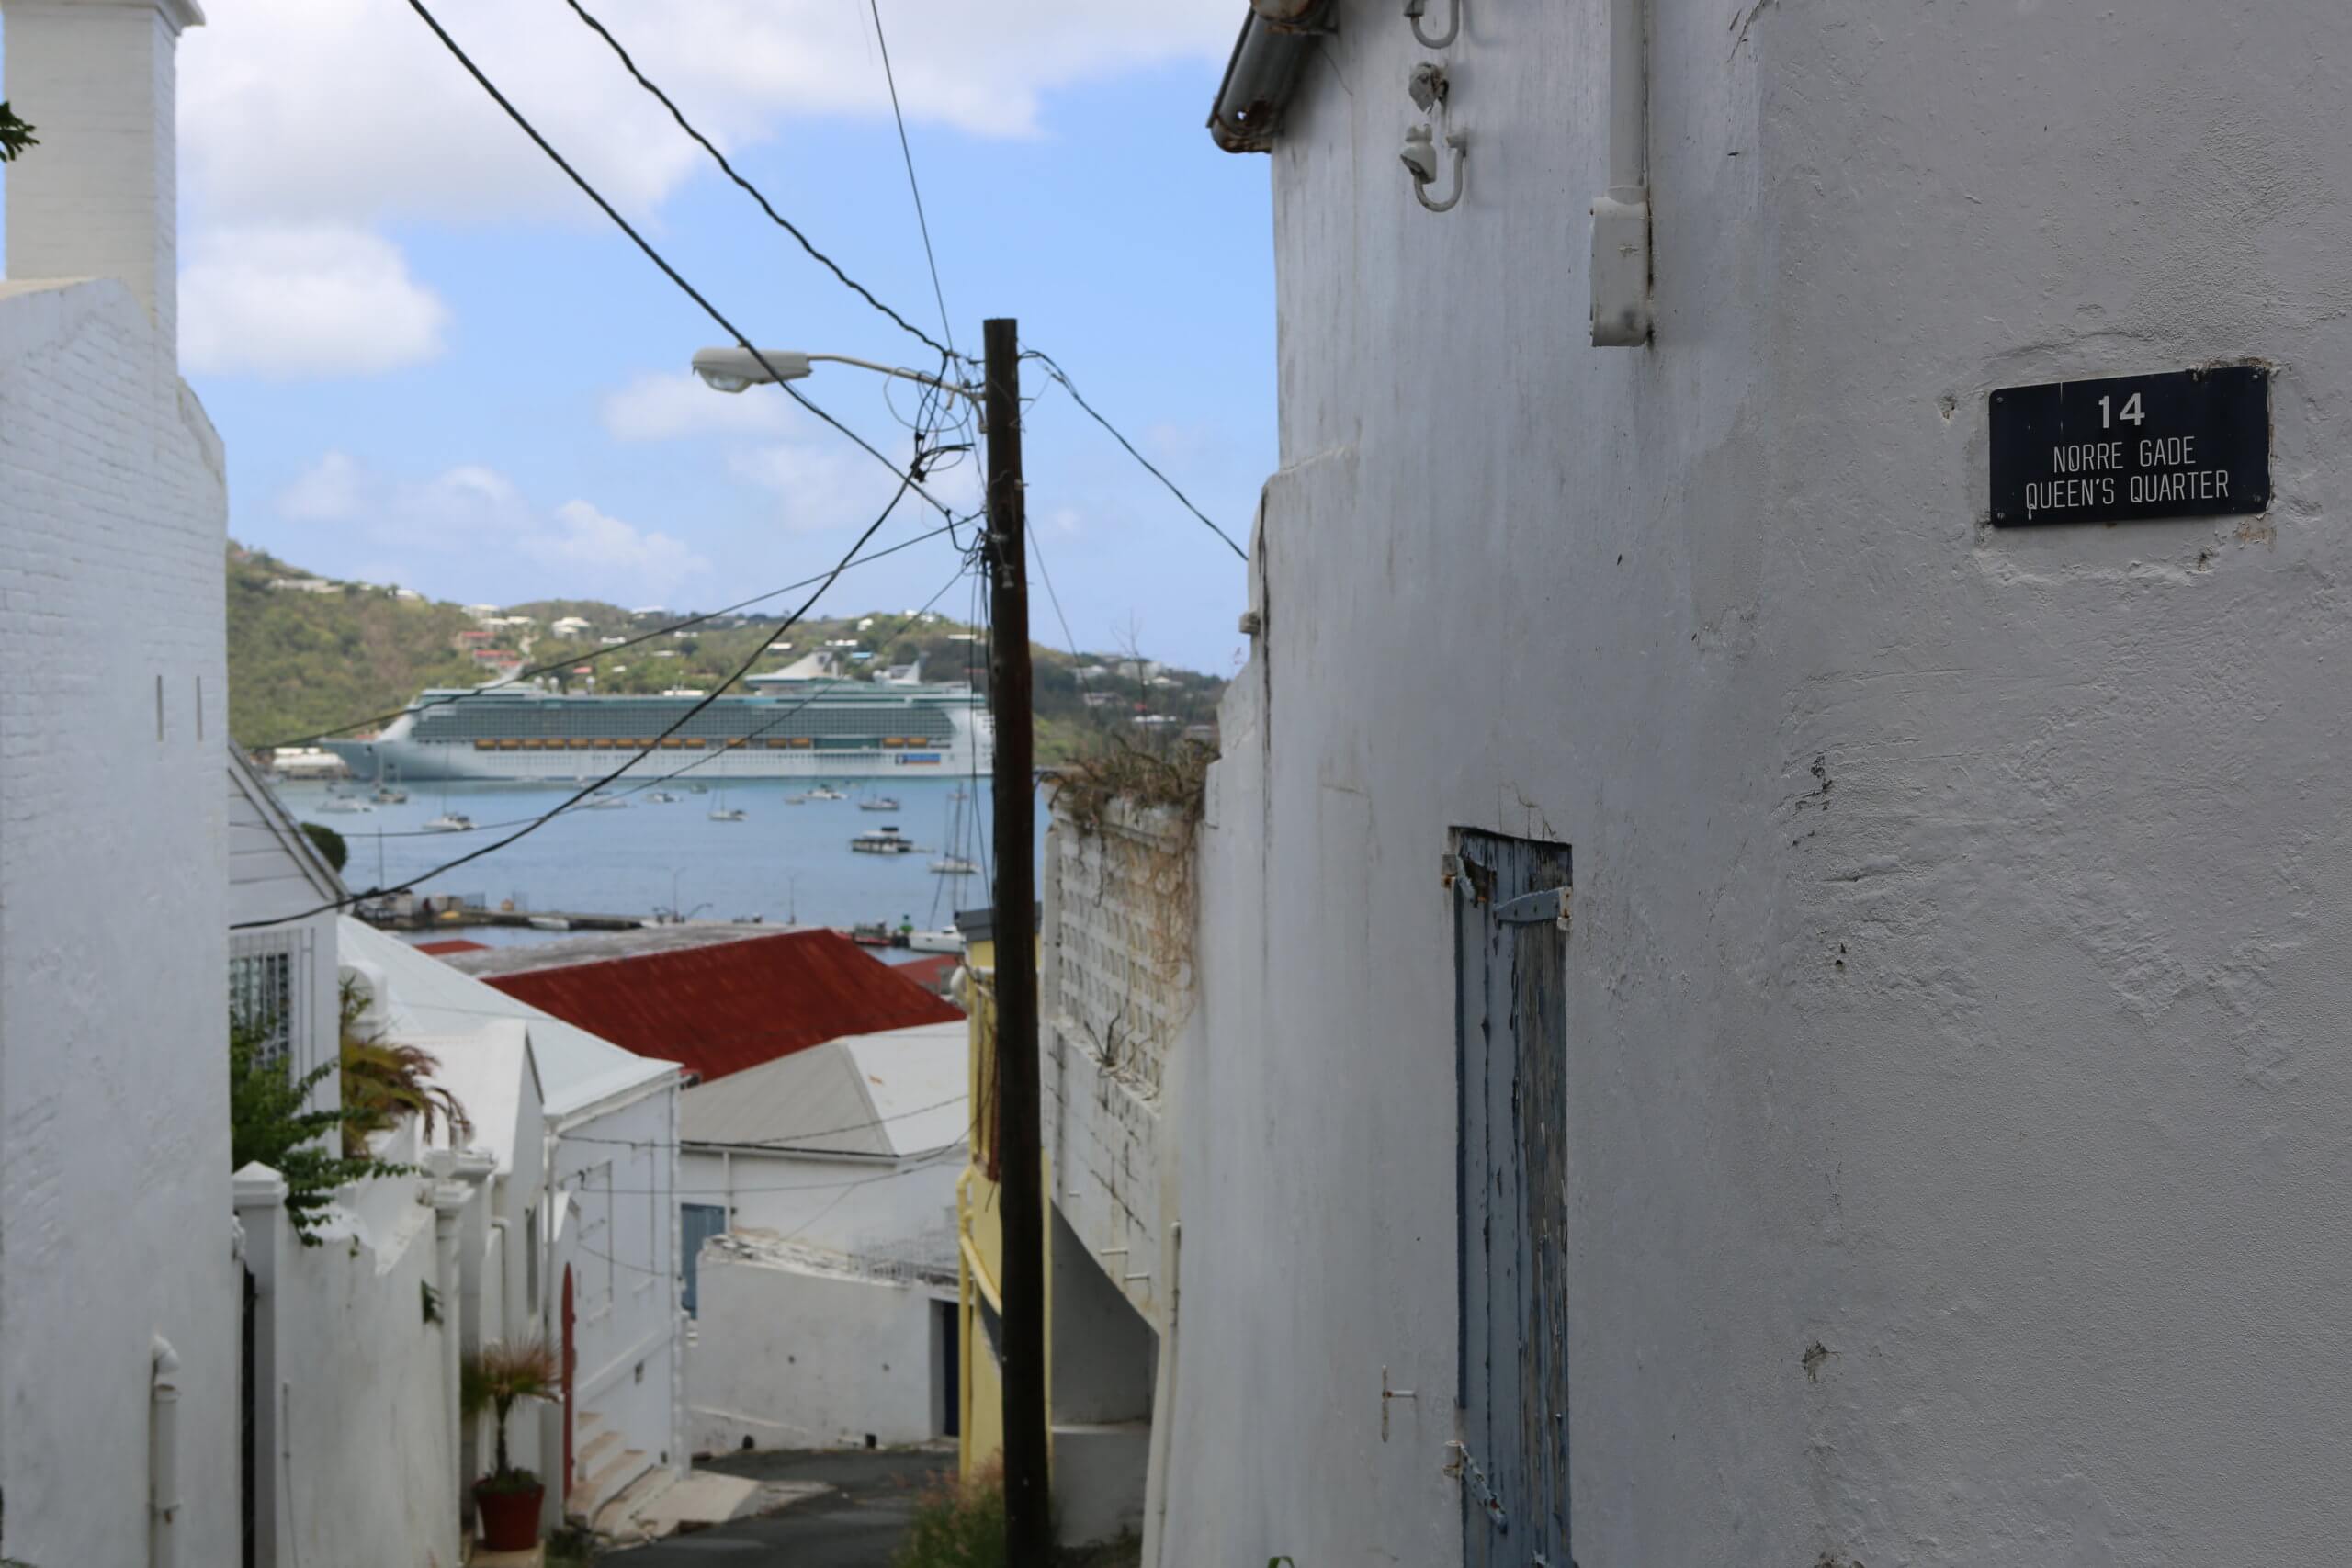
[341, 1038, 473, 1155]
[338, 976, 472, 1156]
[462, 1338, 561, 1487]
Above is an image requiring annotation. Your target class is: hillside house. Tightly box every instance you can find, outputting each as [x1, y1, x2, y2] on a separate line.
[445, 929, 969, 1451]
[343, 920, 686, 1528]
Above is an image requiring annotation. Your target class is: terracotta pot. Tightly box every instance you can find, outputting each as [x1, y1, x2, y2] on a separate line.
[474, 1480, 544, 1551]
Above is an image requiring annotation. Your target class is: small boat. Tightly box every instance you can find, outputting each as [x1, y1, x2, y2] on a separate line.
[849, 921, 896, 948]
[930, 855, 979, 876]
[316, 796, 372, 815]
[859, 795, 902, 812]
[687, 783, 710, 795]
[805, 785, 847, 801]
[581, 794, 628, 810]
[644, 790, 680, 804]
[528, 916, 572, 932]
[709, 807, 748, 822]
[905, 929, 962, 954]
[851, 826, 916, 854]
[785, 792, 811, 805]
[370, 785, 409, 805]
[422, 812, 474, 833]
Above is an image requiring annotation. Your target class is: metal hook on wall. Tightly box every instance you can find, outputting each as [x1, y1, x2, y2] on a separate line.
[1401, 65, 1466, 214]
[1405, 0, 1460, 49]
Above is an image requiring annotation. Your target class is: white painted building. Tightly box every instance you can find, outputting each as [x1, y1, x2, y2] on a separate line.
[678, 1021, 967, 1453]
[341, 920, 687, 1524]
[0, 2, 237, 1562]
[228, 749, 345, 1093]
[1161, 4, 2352, 1567]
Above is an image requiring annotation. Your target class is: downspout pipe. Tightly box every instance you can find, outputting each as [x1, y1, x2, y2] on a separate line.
[150, 1336, 181, 1568]
[1590, 0, 1654, 344]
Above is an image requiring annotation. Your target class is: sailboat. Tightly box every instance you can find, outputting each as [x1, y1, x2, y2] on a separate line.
[422, 790, 472, 832]
[931, 787, 978, 873]
[708, 788, 747, 822]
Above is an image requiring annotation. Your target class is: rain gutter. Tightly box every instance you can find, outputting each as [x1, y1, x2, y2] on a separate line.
[1208, 0, 1339, 153]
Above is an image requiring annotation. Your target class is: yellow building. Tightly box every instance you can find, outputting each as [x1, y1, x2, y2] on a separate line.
[955, 882, 1161, 1547]
[951, 904, 1050, 1477]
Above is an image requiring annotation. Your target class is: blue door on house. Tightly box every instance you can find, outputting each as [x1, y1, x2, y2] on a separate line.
[1454, 829, 1572, 1567]
[681, 1202, 729, 1316]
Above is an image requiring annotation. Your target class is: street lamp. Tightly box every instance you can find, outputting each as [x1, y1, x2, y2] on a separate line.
[690, 347, 981, 412]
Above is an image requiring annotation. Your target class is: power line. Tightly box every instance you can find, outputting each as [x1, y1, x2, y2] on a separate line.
[232, 477, 918, 931]
[563, 1094, 968, 1155]
[1023, 348, 1249, 561]
[401, 0, 954, 519]
[865, 0, 955, 355]
[1029, 529, 1080, 660]
[255, 517, 963, 751]
[556, 0, 952, 363]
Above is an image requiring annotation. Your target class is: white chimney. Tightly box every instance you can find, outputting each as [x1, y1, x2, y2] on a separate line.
[2, 0, 205, 359]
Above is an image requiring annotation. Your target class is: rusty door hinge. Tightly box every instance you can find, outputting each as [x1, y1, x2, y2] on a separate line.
[1492, 885, 1571, 932]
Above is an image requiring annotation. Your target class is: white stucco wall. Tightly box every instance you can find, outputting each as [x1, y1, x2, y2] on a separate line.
[0, 272, 234, 1566]
[273, 1142, 466, 1568]
[1169, 4, 2352, 1566]
[680, 1146, 961, 1259]
[686, 1249, 946, 1452]
[552, 1084, 684, 1488]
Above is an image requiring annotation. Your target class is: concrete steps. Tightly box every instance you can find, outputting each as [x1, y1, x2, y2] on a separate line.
[565, 1408, 652, 1522]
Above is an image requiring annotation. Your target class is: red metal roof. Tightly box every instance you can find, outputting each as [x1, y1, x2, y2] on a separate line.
[477, 928, 965, 1084]
[892, 953, 965, 998]
[413, 938, 491, 956]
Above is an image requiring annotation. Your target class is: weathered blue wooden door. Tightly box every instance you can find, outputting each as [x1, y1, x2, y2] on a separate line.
[1454, 829, 1572, 1567]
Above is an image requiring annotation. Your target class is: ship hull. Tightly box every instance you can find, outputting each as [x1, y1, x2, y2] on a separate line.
[323, 737, 981, 784]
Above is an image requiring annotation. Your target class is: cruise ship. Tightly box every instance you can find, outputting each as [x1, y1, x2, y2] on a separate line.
[324, 654, 992, 784]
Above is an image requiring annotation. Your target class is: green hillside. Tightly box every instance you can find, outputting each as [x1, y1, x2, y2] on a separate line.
[226, 546, 1226, 762]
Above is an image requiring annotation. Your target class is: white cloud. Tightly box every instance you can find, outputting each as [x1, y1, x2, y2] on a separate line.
[266, 452, 711, 603]
[181, 223, 449, 378]
[602, 372, 794, 441]
[178, 0, 1235, 231]
[277, 450, 366, 522]
[525, 500, 711, 599]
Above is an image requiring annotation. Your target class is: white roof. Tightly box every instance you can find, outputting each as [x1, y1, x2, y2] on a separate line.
[338, 918, 676, 1119]
[410, 1021, 534, 1173]
[679, 1019, 967, 1159]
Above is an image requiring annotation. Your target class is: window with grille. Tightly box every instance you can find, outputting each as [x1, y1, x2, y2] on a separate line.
[229, 942, 299, 1068]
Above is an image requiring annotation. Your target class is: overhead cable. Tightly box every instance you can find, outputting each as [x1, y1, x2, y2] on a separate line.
[1023, 349, 1250, 561]
[556, 0, 954, 364]
[400, 0, 955, 518]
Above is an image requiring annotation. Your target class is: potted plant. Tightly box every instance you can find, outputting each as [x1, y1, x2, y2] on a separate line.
[463, 1338, 561, 1551]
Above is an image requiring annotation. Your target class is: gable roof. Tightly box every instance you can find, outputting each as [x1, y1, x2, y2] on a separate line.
[226, 747, 346, 908]
[338, 916, 676, 1120]
[476, 928, 965, 1086]
[680, 1019, 968, 1158]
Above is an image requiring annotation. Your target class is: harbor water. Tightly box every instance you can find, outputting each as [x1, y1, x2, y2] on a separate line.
[272, 775, 1046, 946]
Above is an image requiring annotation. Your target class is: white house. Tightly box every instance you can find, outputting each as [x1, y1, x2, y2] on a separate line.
[229, 748, 345, 1091]
[0, 2, 237, 1562]
[679, 1021, 968, 1453]
[549, 615, 594, 639]
[1167, 4, 2352, 1567]
[341, 919, 686, 1525]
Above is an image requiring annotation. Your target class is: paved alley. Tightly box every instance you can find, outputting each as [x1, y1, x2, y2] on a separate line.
[600, 1449, 954, 1568]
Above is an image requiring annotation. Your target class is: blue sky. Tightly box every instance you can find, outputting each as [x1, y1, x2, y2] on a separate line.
[11, 2, 1274, 674]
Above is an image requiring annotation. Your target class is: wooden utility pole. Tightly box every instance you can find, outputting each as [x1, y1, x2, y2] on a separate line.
[984, 315, 1051, 1559]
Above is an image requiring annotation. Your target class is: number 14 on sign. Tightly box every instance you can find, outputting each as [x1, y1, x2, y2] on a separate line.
[2099, 392, 2144, 427]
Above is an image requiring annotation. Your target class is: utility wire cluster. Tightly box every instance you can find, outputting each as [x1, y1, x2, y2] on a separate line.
[247, 0, 1247, 915]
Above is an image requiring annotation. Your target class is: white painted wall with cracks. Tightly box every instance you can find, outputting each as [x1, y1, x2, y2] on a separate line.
[1161, 3, 2352, 1565]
